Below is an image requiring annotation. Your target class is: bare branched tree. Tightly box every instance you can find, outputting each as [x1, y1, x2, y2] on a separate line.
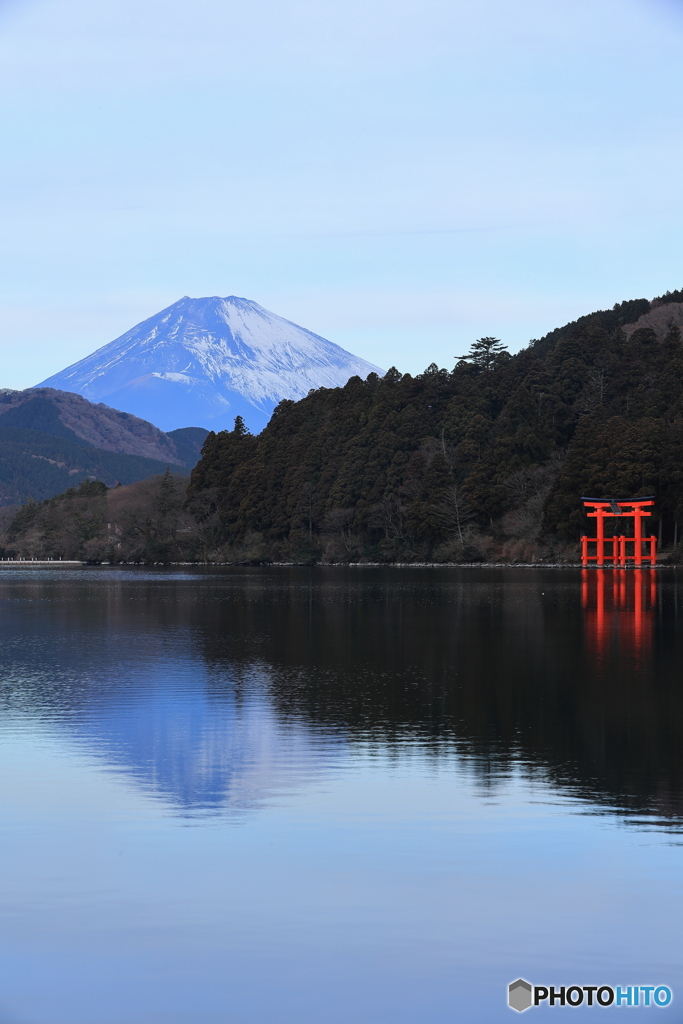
[296, 481, 316, 539]
[432, 484, 474, 547]
[112, 469, 187, 559]
[368, 495, 406, 539]
[579, 368, 608, 413]
[321, 508, 357, 553]
[502, 454, 565, 541]
[185, 486, 224, 557]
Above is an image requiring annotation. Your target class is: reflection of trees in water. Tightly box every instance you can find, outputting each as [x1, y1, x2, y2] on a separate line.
[193, 569, 683, 826]
[2, 568, 683, 825]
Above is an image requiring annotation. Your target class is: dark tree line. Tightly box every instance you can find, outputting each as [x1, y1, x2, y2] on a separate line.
[186, 291, 683, 561]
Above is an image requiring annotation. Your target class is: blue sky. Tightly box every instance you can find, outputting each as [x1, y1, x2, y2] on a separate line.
[1, 0, 682, 385]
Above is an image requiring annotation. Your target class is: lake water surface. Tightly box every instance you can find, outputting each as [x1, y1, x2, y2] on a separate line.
[0, 566, 681, 1023]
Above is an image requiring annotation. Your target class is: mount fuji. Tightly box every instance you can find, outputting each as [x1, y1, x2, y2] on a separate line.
[37, 295, 384, 433]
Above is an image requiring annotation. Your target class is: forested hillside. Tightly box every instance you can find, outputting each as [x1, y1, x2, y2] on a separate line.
[186, 290, 683, 562]
[0, 390, 208, 505]
[0, 473, 192, 562]
[0, 426, 187, 507]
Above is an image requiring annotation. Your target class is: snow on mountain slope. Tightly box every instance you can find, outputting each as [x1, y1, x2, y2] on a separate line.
[37, 296, 384, 433]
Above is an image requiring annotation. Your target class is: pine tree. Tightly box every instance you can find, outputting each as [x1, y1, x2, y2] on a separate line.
[456, 337, 508, 371]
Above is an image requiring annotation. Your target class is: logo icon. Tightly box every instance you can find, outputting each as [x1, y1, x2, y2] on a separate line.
[509, 979, 533, 1012]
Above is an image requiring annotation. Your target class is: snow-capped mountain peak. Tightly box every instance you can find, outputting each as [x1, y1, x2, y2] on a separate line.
[37, 296, 384, 432]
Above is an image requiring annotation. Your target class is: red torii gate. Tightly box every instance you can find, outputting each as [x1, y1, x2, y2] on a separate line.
[580, 497, 657, 567]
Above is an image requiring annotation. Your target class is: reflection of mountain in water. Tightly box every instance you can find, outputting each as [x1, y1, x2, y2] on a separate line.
[0, 567, 682, 825]
[0, 584, 344, 815]
[74, 671, 339, 815]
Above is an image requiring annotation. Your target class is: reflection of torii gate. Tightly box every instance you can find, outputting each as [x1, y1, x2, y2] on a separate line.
[580, 497, 657, 567]
[581, 569, 657, 659]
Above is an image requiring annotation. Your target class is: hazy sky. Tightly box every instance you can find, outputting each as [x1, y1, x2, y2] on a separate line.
[1, 0, 682, 385]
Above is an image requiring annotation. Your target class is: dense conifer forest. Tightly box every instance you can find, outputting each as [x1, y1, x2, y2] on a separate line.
[186, 290, 683, 562]
[4, 289, 683, 563]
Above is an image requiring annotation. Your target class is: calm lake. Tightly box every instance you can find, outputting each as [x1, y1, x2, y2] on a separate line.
[0, 566, 681, 1023]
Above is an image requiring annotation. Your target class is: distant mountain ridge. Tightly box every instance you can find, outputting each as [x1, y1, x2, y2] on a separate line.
[1, 388, 184, 462]
[0, 389, 208, 506]
[36, 295, 384, 433]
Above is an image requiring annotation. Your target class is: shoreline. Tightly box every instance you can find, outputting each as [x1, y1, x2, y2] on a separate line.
[0, 560, 672, 569]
